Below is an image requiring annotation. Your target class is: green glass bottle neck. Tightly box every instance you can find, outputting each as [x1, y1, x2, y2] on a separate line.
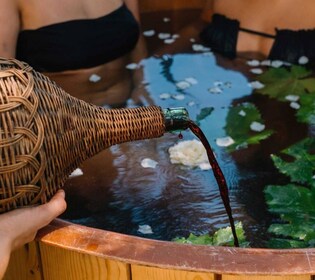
[162, 107, 190, 132]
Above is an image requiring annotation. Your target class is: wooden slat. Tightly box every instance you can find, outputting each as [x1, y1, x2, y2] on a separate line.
[3, 242, 41, 280]
[39, 243, 130, 280]
[131, 264, 215, 280]
[139, 0, 206, 12]
[222, 275, 312, 280]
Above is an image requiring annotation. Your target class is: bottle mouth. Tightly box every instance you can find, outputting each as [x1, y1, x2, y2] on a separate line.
[162, 107, 190, 131]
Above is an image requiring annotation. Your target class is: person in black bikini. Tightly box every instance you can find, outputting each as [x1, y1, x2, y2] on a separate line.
[199, 0, 315, 63]
[0, 0, 143, 276]
[0, 0, 145, 107]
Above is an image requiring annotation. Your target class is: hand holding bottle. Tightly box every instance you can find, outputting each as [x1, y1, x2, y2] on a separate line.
[0, 190, 67, 279]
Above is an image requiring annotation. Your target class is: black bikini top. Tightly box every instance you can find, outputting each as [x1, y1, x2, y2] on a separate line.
[16, 4, 140, 72]
[200, 14, 315, 63]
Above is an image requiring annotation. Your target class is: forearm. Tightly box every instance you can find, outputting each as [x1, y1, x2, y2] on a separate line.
[0, 236, 12, 279]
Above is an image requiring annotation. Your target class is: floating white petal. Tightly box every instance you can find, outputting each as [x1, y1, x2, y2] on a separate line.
[214, 81, 223, 87]
[163, 17, 171, 22]
[164, 38, 175, 44]
[89, 74, 101, 83]
[185, 77, 198, 85]
[172, 94, 185, 100]
[187, 101, 196, 106]
[285, 95, 300, 102]
[238, 110, 246, 117]
[158, 33, 171, 40]
[249, 81, 265, 89]
[159, 93, 171, 100]
[290, 102, 300, 110]
[247, 60, 260, 67]
[216, 136, 235, 147]
[298, 56, 309, 65]
[250, 121, 265, 132]
[192, 44, 211, 52]
[143, 30, 155, 37]
[271, 60, 284, 68]
[168, 139, 211, 170]
[138, 225, 153, 234]
[260, 60, 271, 66]
[176, 81, 191, 90]
[250, 68, 263, 75]
[126, 63, 138, 70]
[141, 158, 158, 168]
[69, 168, 84, 178]
[208, 86, 223, 94]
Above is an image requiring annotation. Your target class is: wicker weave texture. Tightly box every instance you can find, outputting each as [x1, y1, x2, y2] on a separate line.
[0, 58, 165, 213]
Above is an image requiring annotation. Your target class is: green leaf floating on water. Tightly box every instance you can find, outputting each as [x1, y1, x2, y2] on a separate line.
[256, 65, 313, 101]
[265, 183, 315, 246]
[296, 92, 315, 125]
[195, 107, 214, 126]
[173, 222, 249, 247]
[271, 138, 315, 187]
[265, 137, 315, 248]
[224, 103, 273, 151]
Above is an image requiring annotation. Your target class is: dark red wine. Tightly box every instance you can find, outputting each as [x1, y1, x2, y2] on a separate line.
[188, 120, 239, 247]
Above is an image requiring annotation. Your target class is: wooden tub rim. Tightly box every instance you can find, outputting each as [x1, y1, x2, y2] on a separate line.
[36, 219, 315, 276]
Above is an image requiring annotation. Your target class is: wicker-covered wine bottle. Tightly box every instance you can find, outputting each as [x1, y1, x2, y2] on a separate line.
[0, 58, 190, 213]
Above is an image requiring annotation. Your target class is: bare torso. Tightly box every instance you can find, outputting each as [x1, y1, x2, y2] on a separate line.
[14, 0, 140, 106]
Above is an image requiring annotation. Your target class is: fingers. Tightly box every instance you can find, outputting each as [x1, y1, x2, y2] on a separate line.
[34, 189, 67, 227]
[2, 189, 67, 251]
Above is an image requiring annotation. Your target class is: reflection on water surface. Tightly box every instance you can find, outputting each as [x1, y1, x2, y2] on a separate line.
[61, 10, 310, 248]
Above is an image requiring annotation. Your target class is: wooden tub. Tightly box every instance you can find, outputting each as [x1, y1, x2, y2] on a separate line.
[4, 219, 315, 280]
[4, 1, 315, 279]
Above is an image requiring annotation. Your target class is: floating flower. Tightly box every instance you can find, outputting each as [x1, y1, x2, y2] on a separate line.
[168, 139, 211, 170]
[163, 17, 170, 22]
